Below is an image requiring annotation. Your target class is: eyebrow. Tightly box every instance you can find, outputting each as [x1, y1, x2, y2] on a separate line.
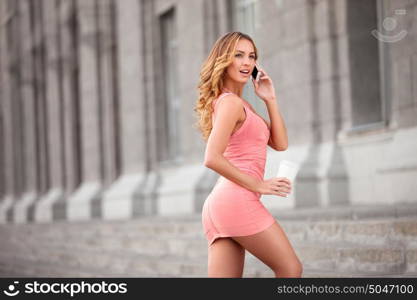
[236, 50, 255, 54]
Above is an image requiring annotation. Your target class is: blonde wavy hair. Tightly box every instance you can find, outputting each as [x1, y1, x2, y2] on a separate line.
[193, 31, 258, 142]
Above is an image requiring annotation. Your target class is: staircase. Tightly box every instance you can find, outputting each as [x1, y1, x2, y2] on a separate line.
[0, 204, 416, 278]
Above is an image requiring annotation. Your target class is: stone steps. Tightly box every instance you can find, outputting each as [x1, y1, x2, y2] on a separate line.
[5, 231, 416, 264]
[1, 242, 415, 278]
[3, 216, 416, 244]
[3, 218, 417, 256]
[1, 213, 417, 277]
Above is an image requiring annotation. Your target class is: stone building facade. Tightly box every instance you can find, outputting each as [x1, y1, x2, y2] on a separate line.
[1, 0, 416, 225]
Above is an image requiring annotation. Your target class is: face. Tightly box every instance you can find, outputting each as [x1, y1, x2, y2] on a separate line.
[225, 38, 256, 84]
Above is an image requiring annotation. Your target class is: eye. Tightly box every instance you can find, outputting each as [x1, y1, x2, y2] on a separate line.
[250, 55, 255, 59]
[235, 53, 242, 57]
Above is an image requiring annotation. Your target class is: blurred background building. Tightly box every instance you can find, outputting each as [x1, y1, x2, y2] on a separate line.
[0, 0, 416, 277]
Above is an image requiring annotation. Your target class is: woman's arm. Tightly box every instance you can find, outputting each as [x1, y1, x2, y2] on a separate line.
[204, 94, 261, 193]
[251, 65, 288, 151]
[265, 99, 288, 151]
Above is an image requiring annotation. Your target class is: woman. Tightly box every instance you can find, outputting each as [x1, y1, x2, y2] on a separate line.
[194, 32, 302, 278]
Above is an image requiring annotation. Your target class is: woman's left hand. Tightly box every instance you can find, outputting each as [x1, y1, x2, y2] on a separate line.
[252, 65, 276, 104]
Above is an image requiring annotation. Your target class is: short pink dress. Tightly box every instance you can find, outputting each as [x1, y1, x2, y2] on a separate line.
[201, 92, 276, 246]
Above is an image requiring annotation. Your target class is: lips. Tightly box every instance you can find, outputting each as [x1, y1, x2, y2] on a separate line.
[240, 70, 250, 76]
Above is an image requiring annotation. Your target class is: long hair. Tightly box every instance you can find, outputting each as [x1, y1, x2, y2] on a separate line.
[193, 31, 258, 142]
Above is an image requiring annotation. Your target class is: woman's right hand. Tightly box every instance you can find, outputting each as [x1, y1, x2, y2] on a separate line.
[256, 177, 292, 197]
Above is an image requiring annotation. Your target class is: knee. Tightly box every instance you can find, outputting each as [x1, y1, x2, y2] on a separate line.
[291, 260, 303, 277]
[274, 259, 303, 278]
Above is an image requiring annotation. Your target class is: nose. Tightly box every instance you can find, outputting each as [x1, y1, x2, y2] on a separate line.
[243, 57, 251, 65]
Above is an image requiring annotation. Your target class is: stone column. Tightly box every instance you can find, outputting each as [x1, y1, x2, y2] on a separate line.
[1, 0, 26, 222]
[99, 0, 118, 188]
[12, 0, 40, 223]
[296, 0, 353, 208]
[0, 0, 15, 223]
[66, 0, 103, 221]
[32, 0, 65, 222]
[324, 0, 350, 206]
[203, 0, 220, 54]
[102, 0, 148, 219]
[293, 0, 323, 208]
[218, 0, 234, 34]
[35, 0, 82, 221]
[0, 48, 3, 204]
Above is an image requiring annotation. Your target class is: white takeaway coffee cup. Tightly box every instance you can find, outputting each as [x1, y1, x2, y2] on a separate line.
[276, 160, 300, 183]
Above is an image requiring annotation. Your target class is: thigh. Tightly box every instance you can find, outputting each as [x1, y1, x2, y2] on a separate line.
[231, 221, 301, 273]
[208, 237, 246, 278]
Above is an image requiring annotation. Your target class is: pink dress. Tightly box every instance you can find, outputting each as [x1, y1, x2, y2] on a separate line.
[201, 92, 276, 246]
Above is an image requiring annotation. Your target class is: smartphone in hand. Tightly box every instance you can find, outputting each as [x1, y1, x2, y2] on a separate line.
[251, 65, 258, 80]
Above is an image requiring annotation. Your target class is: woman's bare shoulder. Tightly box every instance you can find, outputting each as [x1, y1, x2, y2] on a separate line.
[215, 93, 243, 109]
[214, 94, 245, 122]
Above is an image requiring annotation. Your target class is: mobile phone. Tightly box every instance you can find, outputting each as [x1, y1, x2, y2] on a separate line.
[251, 65, 258, 80]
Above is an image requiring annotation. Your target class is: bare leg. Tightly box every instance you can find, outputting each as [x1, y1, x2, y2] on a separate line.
[231, 221, 303, 278]
[207, 237, 246, 277]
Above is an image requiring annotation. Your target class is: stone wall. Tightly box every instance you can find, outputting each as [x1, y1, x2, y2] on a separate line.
[0, 0, 416, 224]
